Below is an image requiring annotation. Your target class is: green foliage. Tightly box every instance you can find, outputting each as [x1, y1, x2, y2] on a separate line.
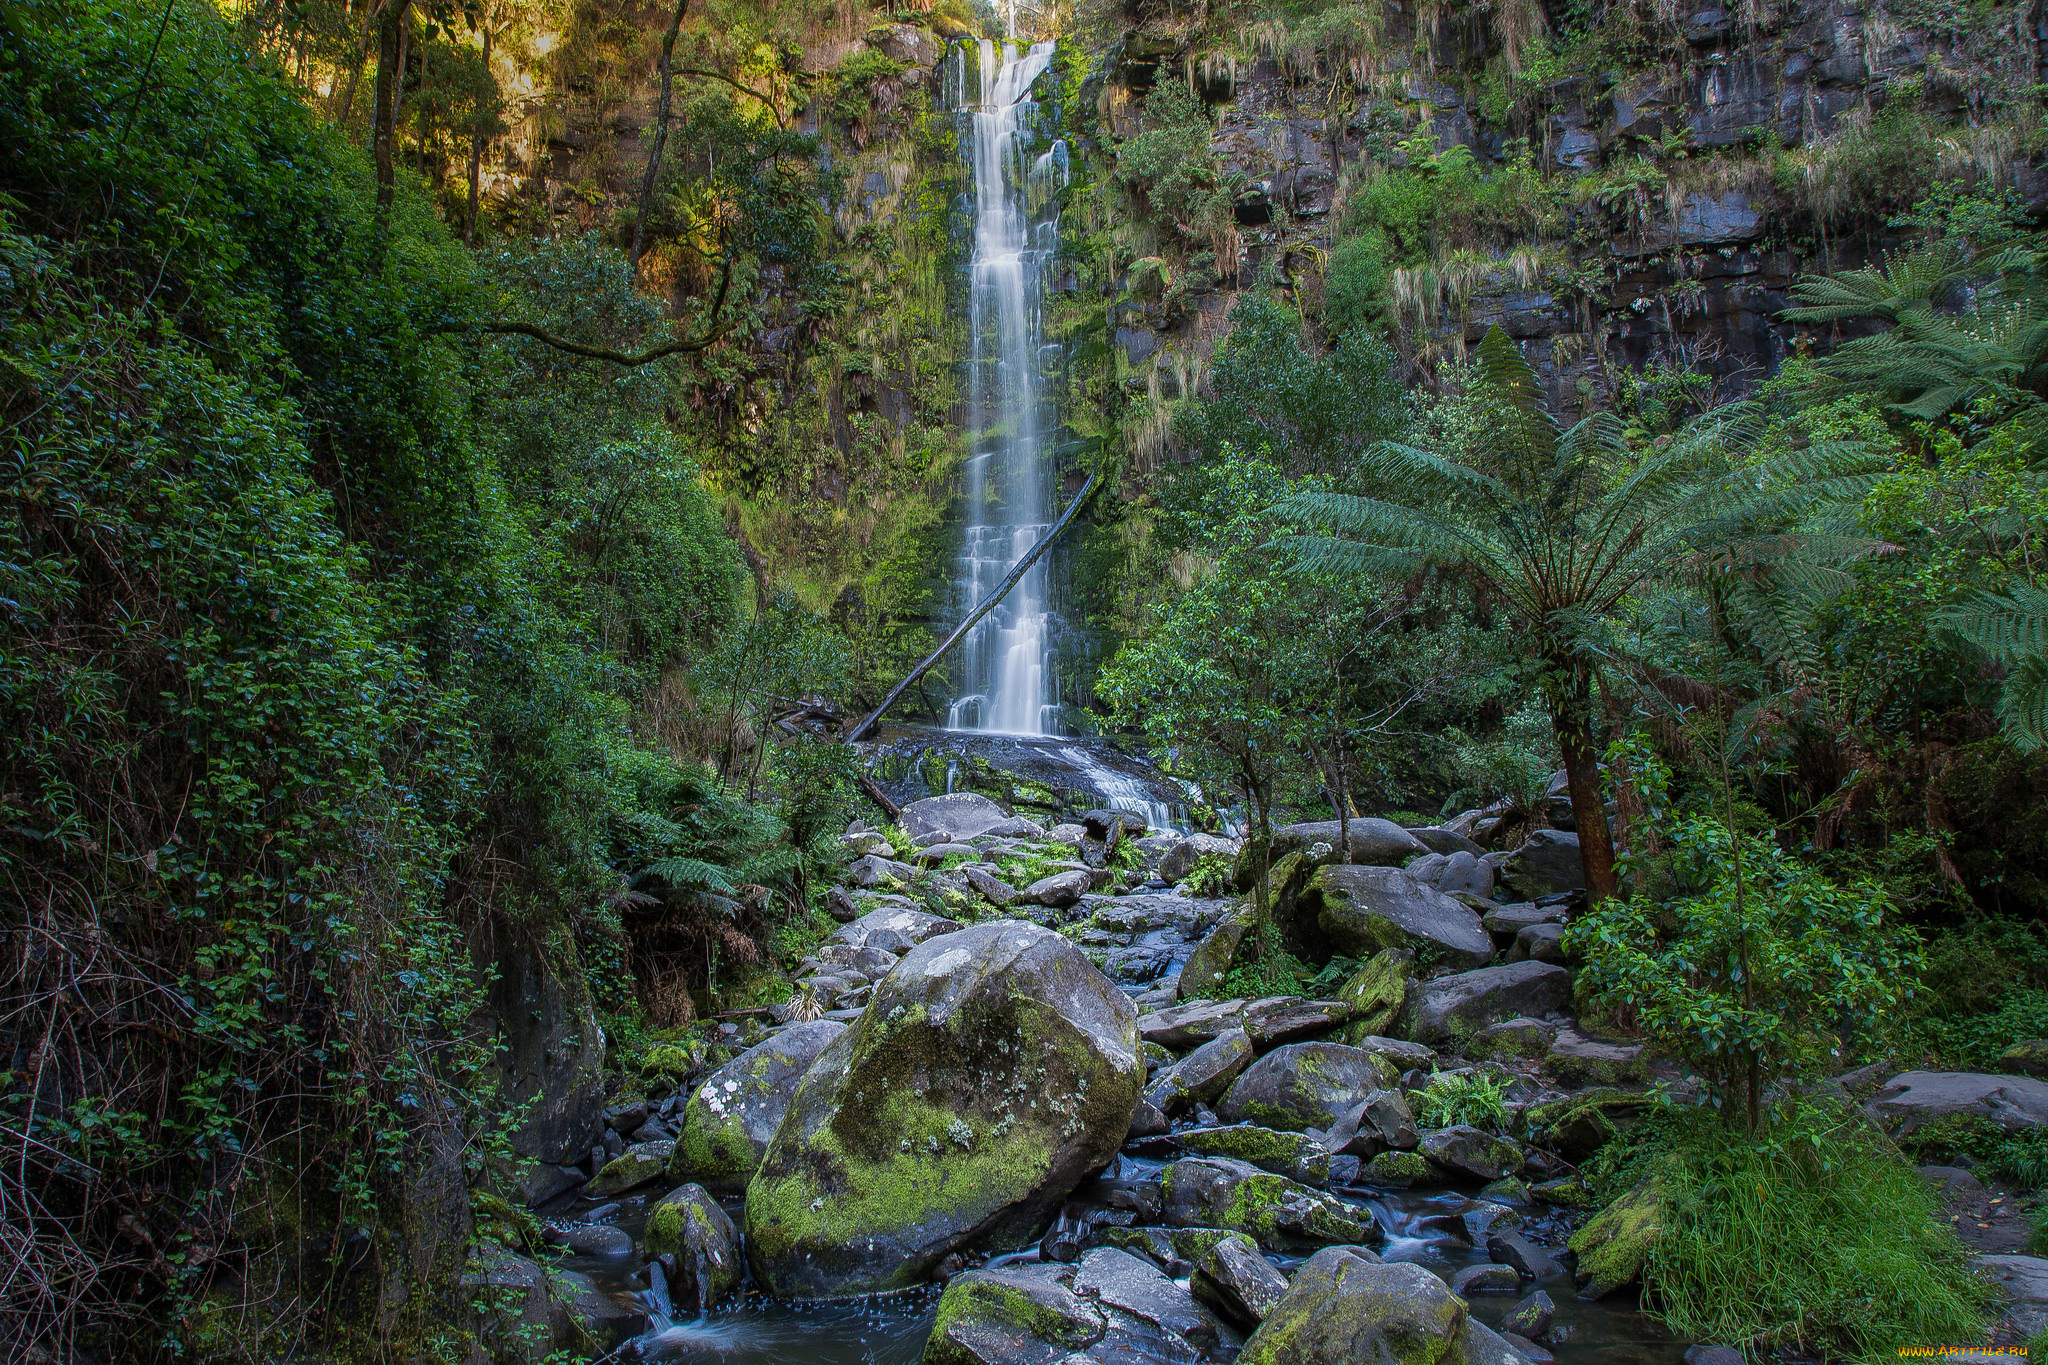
[1217, 945, 1313, 1000]
[1340, 141, 1555, 272]
[1588, 1102, 1991, 1355]
[1116, 78, 1232, 247]
[1183, 853, 1237, 898]
[1568, 816, 1921, 1123]
[1412, 1069, 1511, 1131]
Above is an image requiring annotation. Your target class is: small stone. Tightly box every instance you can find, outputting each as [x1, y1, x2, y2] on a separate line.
[1192, 1233, 1292, 1327]
[556, 1223, 632, 1257]
[1487, 1229, 1559, 1280]
[1501, 1289, 1555, 1337]
[1469, 1017, 1555, 1061]
[1449, 1262, 1521, 1294]
[1478, 1176, 1532, 1205]
[1363, 1150, 1433, 1187]
[1684, 1348, 1746, 1365]
[1128, 1100, 1170, 1139]
[1502, 1330, 1556, 1364]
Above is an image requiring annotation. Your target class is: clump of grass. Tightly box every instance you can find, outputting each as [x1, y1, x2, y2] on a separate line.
[1591, 1102, 1991, 1355]
[1413, 1069, 1511, 1131]
[1217, 945, 1312, 1000]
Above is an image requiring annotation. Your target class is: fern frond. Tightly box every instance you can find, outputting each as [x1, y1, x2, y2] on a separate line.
[1939, 584, 2048, 662]
[636, 856, 739, 893]
[2001, 655, 2048, 752]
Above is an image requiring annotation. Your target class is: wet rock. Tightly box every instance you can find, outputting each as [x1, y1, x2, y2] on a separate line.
[518, 1163, 587, 1207]
[1178, 1124, 1332, 1184]
[846, 853, 918, 888]
[923, 1262, 1107, 1365]
[1219, 1042, 1399, 1131]
[1193, 1233, 1291, 1327]
[645, 1183, 742, 1312]
[1469, 1017, 1556, 1061]
[1498, 831, 1584, 900]
[1532, 1174, 1594, 1206]
[670, 1019, 846, 1194]
[1508, 922, 1571, 965]
[1128, 1099, 1170, 1139]
[1240, 1249, 1473, 1365]
[1246, 997, 1352, 1049]
[1179, 909, 1252, 998]
[1303, 865, 1495, 969]
[1148, 1029, 1256, 1113]
[465, 1251, 587, 1356]
[1479, 1176, 1532, 1204]
[1140, 998, 1248, 1051]
[1568, 1172, 1666, 1298]
[584, 1140, 672, 1197]
[1337, 949, 1416, 1039]
[1525, 1090, 1655, 1162]
[1419, 1125, 1523, 1181]
[1353, 1151, 1424, 1187]
[1683, 1348, 1746, 1365]
[901, 792, 1013, 844]
[1265, 818, 1430, 868]
[1162, 1156, 1380, 1251]
[1074, 1245, 1225, 1351]
[553, 1222, 632, 1256]
[1403, 962, 1573, 1046]
[1487, 1229, 1559, 1279]
[829, 904, 961, 953]
[1408, 826, 1488, 857]
[1025, 869, 1094, 908]
[1865, 1071, 2048, 1138]
[963, 865, 1019, 908]
[745, 921, 1144, 1299]
[1450, 1262, 1521, 1294]
[1435, 851, 1497, 900]
[1325, 1088, 1420, 1158]
[554, 1267, 651, 1348]
[1543, 1025, 1649, 1086]
[1502, 1289, 1555, 1338]
[1100, 1225, 1236, 1276]
[1503, 1331, 1555, 1363]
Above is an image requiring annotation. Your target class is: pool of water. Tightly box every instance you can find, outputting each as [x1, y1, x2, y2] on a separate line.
[546, 1175, 1687, 1365]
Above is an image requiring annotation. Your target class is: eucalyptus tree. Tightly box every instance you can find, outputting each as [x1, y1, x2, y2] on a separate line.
[1279, 327, 1878, 901]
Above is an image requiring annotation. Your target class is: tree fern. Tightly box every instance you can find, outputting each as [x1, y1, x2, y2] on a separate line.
[636, 856, 739, 895]
[1940, 584, 2048, 749]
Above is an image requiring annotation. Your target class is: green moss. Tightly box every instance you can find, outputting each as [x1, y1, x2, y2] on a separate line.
[927, 1272, 1102, 1364]
[1568, 1170, 1667, 1294]
[644, 1200, 688, 1260]
[1543, 1047, 1652, 1087]
[1336, 948, 1415, 1041]
[642, 1041, 706, 1076]
[1364, 1151, 1433, 1187]
[1179, 1126, 1331, 1182]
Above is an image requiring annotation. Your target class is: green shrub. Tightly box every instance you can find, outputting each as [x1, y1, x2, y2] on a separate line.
[1413, 1069, 1511, 1131]
[1591, 1103, 1992, 1354]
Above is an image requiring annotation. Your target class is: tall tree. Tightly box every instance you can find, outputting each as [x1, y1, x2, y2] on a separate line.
[631, 0, 690, 278]
[1281, 327, 1877, 901]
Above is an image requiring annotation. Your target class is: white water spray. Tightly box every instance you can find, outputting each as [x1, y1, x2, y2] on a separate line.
[945, 39, 1066, 736]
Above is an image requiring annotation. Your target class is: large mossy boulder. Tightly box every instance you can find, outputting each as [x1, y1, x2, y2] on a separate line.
[902, 792, 1012, 844]
[1161, 1156, 1380, 1252]
[1264, 819, 1430, 869]
[1299, 866, 1494, 969]
[1177, 1125, 1333, 1184]
[923, 1262, 1106, 1365]
[1336, 948, 1416, 1041]
[1238, 1248, 1461, 1365]
[1217, 1042, 1399, 1131]
[669, 1020, 845, 1193]
[1497, 830, 1584, 900]
[745, 920, 1145, 1299]
[1401, 961, 1572, 1045]
[1179, 907, 1253, 999]
[1567, 1170, 1668, 1298]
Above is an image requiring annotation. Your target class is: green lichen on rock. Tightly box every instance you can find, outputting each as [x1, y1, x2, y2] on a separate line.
[1336, 949, 1416, 1042]
[1177, 1124, 1331, 1183]
[1239, 1248, 1466, 1365]
[925, 1265, 1107, 1365]
[2002, 1039, 2048, 1078]
[1162, 1156, 1378, 1251]
[1180, 906, 1254, 998]
[669, 1020, 846, 1194]
[1567, 1170, 1667, 1297]
[1363, 1151, 1433, 1187]
[745, 922, 1143, 1299]
[1099, 1225, 1237, 1267]
[1523, 1088, 1655, 1161]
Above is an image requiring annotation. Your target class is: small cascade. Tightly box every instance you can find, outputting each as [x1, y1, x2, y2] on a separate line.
[945, 38, 1066, 736]
[1054, 745, 1181, 833]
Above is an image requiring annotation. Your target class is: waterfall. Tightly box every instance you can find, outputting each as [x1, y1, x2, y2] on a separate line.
[945, 39, 1065, 737]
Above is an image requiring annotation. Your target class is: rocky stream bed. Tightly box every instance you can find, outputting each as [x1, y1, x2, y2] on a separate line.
[471, 790, 2048, 1363]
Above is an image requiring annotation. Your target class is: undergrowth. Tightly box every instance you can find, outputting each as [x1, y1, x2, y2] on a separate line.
[1412, 1070, 1511, 1131]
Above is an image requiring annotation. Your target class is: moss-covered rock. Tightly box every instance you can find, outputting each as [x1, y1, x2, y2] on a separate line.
[1530, 1174, 1594, 1206]
[1161, 1156, 1380, 1252]
[668, 1020, 846, 1194]
[1541, 1026, 1650, 1087]
[1239, 1248, 1465, 1365]
[1298, 865, 1495, 969]
[1467, 1017, 1554, 1061]
[1336, 949, 1416, 1042]
[1417, 1125, 1523, 1181]
[2003, 1040, 2048, 1078]
[1177, 1124, 1333, 1184]
[745, 920, 1144, 1299]
[584, 1141, 672, 1198]
[642, 1184, 741, 1313]
[1567, 1170, 1668, 1298]
[1217, 1041, 1400, 1131]
[1363, 1151, 1433, 1187]
[923, 1263, 1107, 1365]
[1179, 907, 1253, 998]
[1099, 1225, 1238, 1271]
[1402, 962, 1572, 1046]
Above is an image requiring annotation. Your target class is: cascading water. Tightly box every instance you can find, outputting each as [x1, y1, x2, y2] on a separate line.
[944, 39, 1066, 737]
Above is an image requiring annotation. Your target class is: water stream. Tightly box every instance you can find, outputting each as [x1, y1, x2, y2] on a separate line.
[944, 38, 1065, 737]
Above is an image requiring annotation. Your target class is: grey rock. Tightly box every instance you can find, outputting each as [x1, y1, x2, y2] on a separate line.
[1502, 1288, 1555, 1338]
[1140, 999, 1248, 1051]
[825, 886, 860, 922]
[1498, 831, 1585, 900]
[1074, 1245, 1224, 1350]
[901, 792, 1012, 844]
[1353, 1036, 1436, 1070]
[555, 1267, 650, 1347]
[1267, 818, 1429, 867]
[646, 1183, 742, 1313]
[923, 1263, 1107, 1364]
[1406, 826, 1487, 857]
[1177, 1124, 1333, 1184]
[1192, 1233, 1291, 1327]
[963, 865, 1019, 907]
[1684, 1348, 1746, 1365]
[1866, 1072, 2048, 1138]
[1026, 869, 1095, 908]
[1219, 1042, 1398, 1131]
[1450, 1262, 1522, 1294]
[845, 853, 918, 889]
[843, 830, 895, 857]
[745, 920, 1144, 1298]
[1303, 864, 1495, 968]
[1419, 1125, 1523, 1181]
[915, 841, 981, 866]
[1149, 1028, 1256, 1113]
[584, 1141, 672, 1197]
[1481, 903, 1561, 936]
[1161, 1156, 1381, 1252]
[517, 1163, 587, 1207]
[669, 1019, 846, 1194]
[1241, 1250, 1471, 1364]
[1325, 1089, 1419, 1157]
[1469, 1016, 1557, 1061]
[1435, 850, 1496, 900]
[1487, 1229, 1559, 1279]
[555, 1222, 632, 1257]
[1919, 1165, 1986, 1201]
[1979, 1253, 2048, 1339]
[1509, 922, 1570, 964]
[829, 904, 960, 953]
[1179, 910, 1252, 999]
[1245, 997, 1352, 1049]
[485, 942, 606, 1169]
[1403, 962, 1574, 1046]
[1128, 1100, 1171, 1139]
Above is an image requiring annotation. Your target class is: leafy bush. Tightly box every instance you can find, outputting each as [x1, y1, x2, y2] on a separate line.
[1588, 1102, 1991, 1354]
[1217, 946, 1313, 1000]
[1413, 1070, 1511, 1130]
[1184, 853, 1236, 898]
[1567, 817, 1921, 1127]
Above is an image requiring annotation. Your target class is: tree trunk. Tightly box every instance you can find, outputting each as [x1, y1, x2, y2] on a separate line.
[631, 0, 691, 278]
[466, 25, 489, 246]
[372, 0, 411, 223]
[1550, 669, 1619, 902]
